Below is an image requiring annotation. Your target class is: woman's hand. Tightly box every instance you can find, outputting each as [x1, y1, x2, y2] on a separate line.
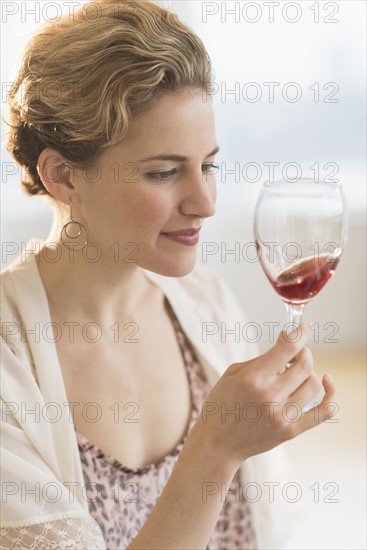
[194, 324, 338, 471]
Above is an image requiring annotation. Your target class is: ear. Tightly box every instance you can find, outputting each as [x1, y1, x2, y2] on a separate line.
[37, 148, 76, 206]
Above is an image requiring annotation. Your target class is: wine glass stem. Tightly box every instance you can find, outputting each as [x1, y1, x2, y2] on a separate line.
[285, 303, 305, 333]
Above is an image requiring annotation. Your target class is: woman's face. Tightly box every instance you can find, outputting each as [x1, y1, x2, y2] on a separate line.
[72, 90, 218, 277]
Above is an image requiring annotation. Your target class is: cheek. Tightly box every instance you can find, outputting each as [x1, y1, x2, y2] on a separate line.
[138, 193, 174, 228]
[109, 185, 174, 230]
[80, 162, 176, 233]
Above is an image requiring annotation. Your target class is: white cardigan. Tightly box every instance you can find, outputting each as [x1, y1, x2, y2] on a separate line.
[0, 240, 300, 549]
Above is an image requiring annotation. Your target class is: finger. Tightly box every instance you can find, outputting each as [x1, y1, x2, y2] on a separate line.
[261, 323, 311, 374]
[297, 373, 338, 431]
[288, 373, 324, 410]
[288, 343, 314, 367]
[275, 347, 314, 397]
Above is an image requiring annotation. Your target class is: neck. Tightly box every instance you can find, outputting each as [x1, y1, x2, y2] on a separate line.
[36, 222, 161, 325]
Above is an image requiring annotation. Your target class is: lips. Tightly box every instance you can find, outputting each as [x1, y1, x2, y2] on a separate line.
[161, 227, 202, 246]
[162, 227, 201, 237]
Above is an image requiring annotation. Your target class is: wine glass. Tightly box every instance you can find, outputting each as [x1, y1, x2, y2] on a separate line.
[254, 178, 348, 333]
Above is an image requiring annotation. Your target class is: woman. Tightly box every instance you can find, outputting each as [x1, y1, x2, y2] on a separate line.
[1, 1, 337, 548]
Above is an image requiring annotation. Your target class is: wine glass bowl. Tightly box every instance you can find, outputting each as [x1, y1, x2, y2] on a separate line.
[254, 178, 348, 329]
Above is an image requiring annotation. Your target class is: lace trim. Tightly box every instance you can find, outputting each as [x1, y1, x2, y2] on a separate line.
[0, 515, 106, 550]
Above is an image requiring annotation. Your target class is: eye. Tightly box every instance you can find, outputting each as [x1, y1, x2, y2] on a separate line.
[202, 162, 219, 174]
[146, 169, 177, 181]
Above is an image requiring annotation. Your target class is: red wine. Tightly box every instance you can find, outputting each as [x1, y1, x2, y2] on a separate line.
[270, 253, 340, 304]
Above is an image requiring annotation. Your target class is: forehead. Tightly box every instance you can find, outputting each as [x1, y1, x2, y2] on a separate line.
[119, 90, 216, 155]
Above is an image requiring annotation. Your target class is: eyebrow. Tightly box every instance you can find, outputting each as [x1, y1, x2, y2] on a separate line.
[137, 146, 220, 163]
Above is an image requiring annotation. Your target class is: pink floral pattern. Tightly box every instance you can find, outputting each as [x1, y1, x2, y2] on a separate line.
[76, 299, 257, 549]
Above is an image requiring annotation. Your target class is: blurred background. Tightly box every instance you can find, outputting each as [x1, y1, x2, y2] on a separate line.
[1, 1, 366, 548]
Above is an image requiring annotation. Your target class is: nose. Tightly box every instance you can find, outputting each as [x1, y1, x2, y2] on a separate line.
[179, 168, 217, 219]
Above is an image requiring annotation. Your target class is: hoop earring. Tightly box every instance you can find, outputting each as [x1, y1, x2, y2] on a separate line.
[60, 198, 89, 251]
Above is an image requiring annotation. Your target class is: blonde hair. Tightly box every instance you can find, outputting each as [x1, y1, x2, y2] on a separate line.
[6, 0, 213, 197]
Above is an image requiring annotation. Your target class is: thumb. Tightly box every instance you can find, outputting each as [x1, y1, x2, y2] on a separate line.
[277, 323, 311, 344]
[270, 323, 311, 365]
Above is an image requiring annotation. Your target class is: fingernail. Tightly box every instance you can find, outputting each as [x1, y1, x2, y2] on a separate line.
[324, 373, 334, 384]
